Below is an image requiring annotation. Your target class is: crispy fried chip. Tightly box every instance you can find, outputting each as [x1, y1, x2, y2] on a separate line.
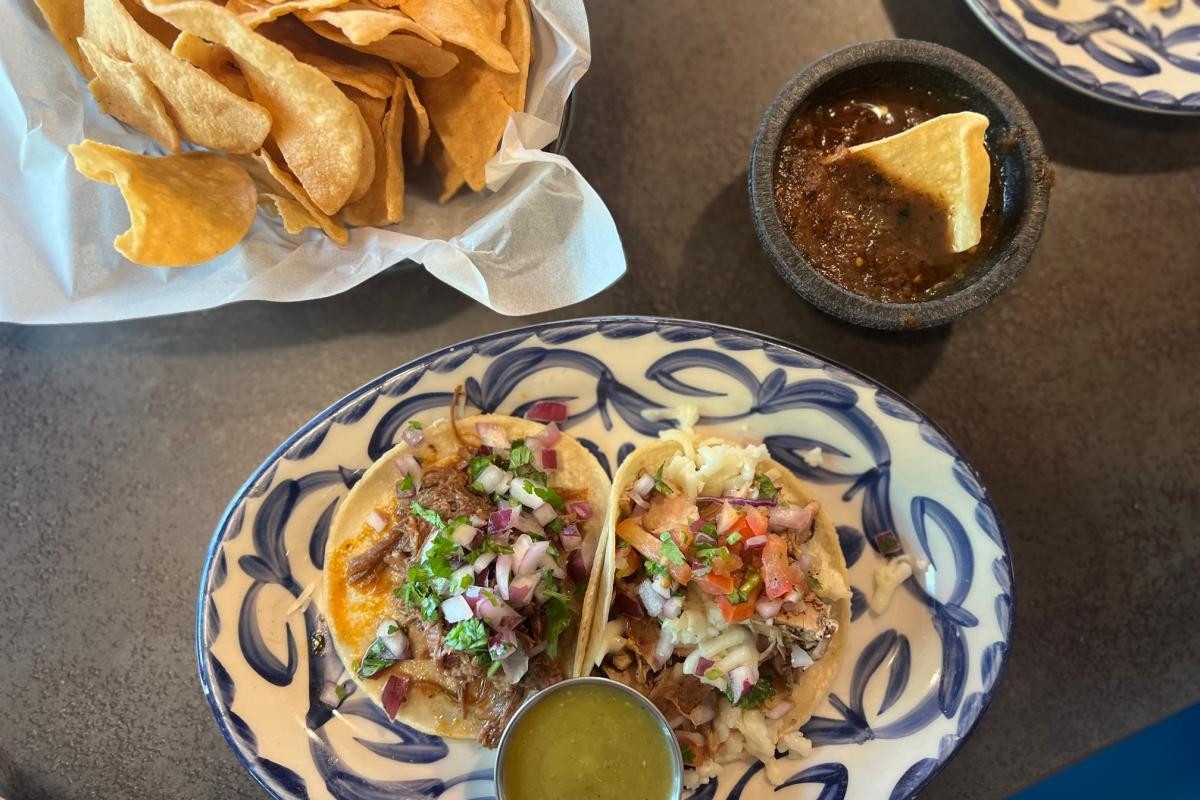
[259, 192, 322, 235]
[171, 33, 252, 99]
[84, 0, 271, 153]
[304, 20, 458, 77]
[346, 91, 379, 204]
[69, 139, 256, 266]
[382, 77, 405, 222]
[252, 149, 349, 244]
[393, 0, 515, 73]
[34, 0, 90, 76]
[342, 87, 396, 226]
[427, 135, 464, 203]
[395, 66, 429, 164]
[418, 48, 512, 191]
[122, 0, 178, 48]
[228, 0, 348, 29]
[146, 0, 365, 214]
[499, 0, 530, 112]
[78, 37, 180, 152]
[297, 1, 440, 46]
[256, 17, 393, 98]
[847, 111, 991, 252]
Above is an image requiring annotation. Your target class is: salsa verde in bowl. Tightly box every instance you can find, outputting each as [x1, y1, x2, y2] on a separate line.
[750, 39, 1052, 330]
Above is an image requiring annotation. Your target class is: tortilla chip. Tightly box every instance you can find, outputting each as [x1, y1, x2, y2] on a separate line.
[34, 0, 90, 77]
[382, 77, 405, 222]
[847, 111, 991, 252]
[344, 88, 381, 205]
[258, 192, 322, 235]
[83, 0, 271, 153]
[297, 1, 440, 46]
[69, 139, 256, 266]
[342, 85, 403, 226]
[394, 66, 428, 164]
[392, 0, 515, 74]
[228, 0, 348, 29]
[499, 0, 530, 112]
[78, 38, 180, 152]
[252, 150, 349, 244]
[170, 33, 252, 100]
[417, 47, 512, 192]
[146, 0, 365, 215]
[427, 135, 464, 203]
[303, 20, 458, 77]
[121, 0, 178, 48]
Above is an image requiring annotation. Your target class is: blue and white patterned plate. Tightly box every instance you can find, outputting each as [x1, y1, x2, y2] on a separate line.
[964, 0, 1200, 114]
[197, 317, 1014, 800]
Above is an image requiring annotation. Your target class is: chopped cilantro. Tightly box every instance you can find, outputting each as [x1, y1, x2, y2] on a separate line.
[357, 637, 397, 679]
[539, 570, 572, 602]
[545, 517, 565, 534]
[467, 537, 514, 563]
[680, 745, 696, 765]
[754, 473, 779, 500]
[543, 596, 572, 658]
[409, 501, 446, 531]
[806, 574, 823, 592]
[468, 454, 494, 480]
[457, 572, 472, 590]
[508, 441, 533, 469]
[408, 420, 423, 431]
[396, 564, 443, 621]
[524, 479, 565, 510]
[726, 531, 743, 546]
[643, 558, 668, 579]
[697, 523, 718, 538]
[653, 464, 673, 495]
[398, 473, 414, 492]
[386, 623, 399, 635]
[727, 676, 774, 709]
[445, 618, 489, 656]
[696, 545, 730, 565]
[487, 659, 503, 677]
[659, 532, 685, 566]
[422, 534, 458, 579]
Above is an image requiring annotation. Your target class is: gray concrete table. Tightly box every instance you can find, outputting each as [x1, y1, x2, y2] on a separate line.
[2, 2, 1197, 798]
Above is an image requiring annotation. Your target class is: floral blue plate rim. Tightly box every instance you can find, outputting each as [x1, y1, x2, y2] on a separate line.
[963, 0, 1200, 114]
[196, 315, 1016, 800]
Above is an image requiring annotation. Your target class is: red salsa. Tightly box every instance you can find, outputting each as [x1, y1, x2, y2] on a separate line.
[773, 86, 1002, 303]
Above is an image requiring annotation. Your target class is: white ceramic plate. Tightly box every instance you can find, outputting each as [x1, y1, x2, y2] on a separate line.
[198, 317, 1014, 799]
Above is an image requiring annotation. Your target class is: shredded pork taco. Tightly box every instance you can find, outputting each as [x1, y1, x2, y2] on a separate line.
[583, 433, 850, 786]
[323, 412, 611, 747]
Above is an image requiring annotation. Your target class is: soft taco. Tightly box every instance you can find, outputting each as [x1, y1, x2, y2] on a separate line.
[583, 433, 851, 786]
[323, 413, 611, 747]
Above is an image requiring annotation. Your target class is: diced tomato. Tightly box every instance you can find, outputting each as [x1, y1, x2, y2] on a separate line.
[788, 562, 809, 586]
[744, 507, 768, 537]
[615, 518, 692, 585]
[709, 550, 743, 576]
[696, 573, 735, 595]
[716, 595, 755, 623]
[761, 534, 792, 599]
[729, 516, 754, 539]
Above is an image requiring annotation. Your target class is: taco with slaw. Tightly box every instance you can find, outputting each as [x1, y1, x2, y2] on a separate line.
[582, 432, 850, 786]
[323, 412, 611, 747]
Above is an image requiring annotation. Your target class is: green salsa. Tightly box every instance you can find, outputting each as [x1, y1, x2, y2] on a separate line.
[499, 683, 677, 800]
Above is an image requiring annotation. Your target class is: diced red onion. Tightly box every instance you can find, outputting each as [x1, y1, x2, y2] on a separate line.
[766, 701, 794, 720]
[511, 534, 533, 573]
[693, 657, 714, 677]
[495, 554, 513, 599]
[489, 506, 516, 533]
[528, 641, 546, 658]
[651, 579, 671, 599]
[638, 580, 665, 617]
[508, 477, 546, 509]
[517, 539, 549, 576]
[566, 548, 587, 583]
[691, 565, 712, 578]
[727, 665, 754, 703]
[394, 453, 422, 483]
[654, 629, 674, 665]
[692, 531, 718, 547]
[874, 529, 904, 556]
[476, 596, 521, 630]
[660, 596, 682, 619]
[381, 675, 410, 719]
[488, 631, 517, 661]
[525, 401, 568, 423]
[531, 503, 558, 526]
[529, 422, 562, 449]
[512, 511, 545, 536]
[473, 551, 497, 573]
[450, 523, 477, 548]
[743, 535, 768, 550]
[501, 647, 529, 684]
[474, 463, 509, 494]
[632, 474, 655, 497]
[536, 552, 566, 580]
[537, 449, 558, 470]
[463, 586, 484, 610]
[698, 496, 777, 507]
[441, 595, 473, 623]
[755, 597, 783, 619]
[768, 503, 815, 532]
[614, 591, 644, 619]
[366, 510, 388, 533]
[559, 524, 582, 551]
[401, 427, 424, 446]
[791, 645, 814, 669]
[568, 501, 592, 520]
[629, 492, 649, 510]
[375, 620, 410, 660]
[507, 574, 539, 606]
[716, 502, 739, 534]
[475, 423, 510, 450]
